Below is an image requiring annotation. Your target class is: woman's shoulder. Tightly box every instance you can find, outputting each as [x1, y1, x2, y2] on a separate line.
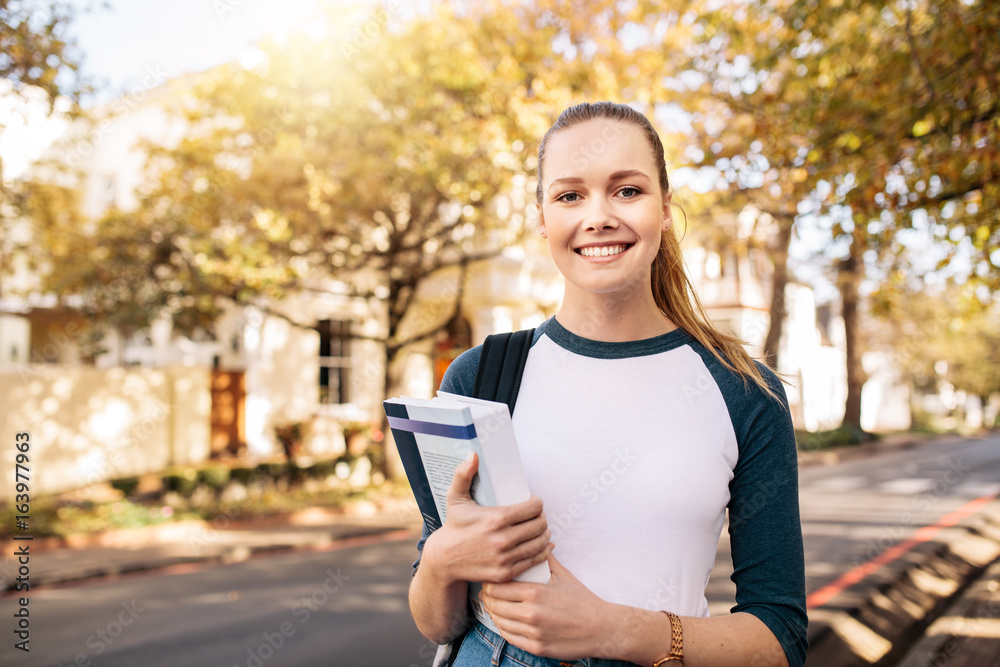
[439, 325, 546, 397]
[439, 345, 482, 397]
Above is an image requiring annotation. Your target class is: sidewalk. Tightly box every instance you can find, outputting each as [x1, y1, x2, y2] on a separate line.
[1, 498, 423, 593]
[797, 430, 969, 468]
[804, 493, 1000, 667]
[896, 556, 1000, 667]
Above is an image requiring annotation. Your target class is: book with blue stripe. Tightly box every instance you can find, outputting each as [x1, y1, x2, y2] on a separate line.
[382, 393, 550, 629]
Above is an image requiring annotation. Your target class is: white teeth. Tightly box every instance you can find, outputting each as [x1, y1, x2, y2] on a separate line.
[579, 244, 627, 257]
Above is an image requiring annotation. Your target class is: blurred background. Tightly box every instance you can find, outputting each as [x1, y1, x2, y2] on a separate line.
[0, 1, 998, 666]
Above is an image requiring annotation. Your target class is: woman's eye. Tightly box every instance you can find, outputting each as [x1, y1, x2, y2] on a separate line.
[619, 187, 640, 198]
[558, 192, 580, 202]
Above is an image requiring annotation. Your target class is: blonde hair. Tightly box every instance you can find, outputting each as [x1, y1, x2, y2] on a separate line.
[537, 102, 780, 399]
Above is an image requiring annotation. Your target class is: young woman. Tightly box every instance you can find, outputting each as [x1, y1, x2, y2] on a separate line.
[409, 102, 807, 667]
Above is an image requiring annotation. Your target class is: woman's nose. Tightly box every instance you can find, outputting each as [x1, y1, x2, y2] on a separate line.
[582, 197, 619, 231]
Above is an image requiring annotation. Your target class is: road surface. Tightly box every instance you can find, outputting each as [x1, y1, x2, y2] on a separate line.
[3, 434, 997, 667]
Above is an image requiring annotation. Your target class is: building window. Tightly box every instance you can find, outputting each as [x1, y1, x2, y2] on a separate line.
[317, 318, 351, 405]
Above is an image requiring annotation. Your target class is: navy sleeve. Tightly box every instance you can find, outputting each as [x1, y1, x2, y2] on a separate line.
[695, 354, 809, 667]
[411, 345, 483, 575]
[439, 346, 482, 398]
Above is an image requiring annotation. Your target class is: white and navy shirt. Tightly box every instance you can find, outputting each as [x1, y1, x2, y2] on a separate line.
[415, 317, 808, 666]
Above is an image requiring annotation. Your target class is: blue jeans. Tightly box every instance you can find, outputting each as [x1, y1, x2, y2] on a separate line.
[450, 621, 641, 667]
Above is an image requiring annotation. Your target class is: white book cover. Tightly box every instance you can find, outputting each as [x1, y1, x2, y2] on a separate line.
[383, 393, 550, 633]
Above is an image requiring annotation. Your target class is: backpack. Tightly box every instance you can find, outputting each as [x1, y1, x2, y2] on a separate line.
[433, 328, 535, 667]
[472, 328, 535, 415]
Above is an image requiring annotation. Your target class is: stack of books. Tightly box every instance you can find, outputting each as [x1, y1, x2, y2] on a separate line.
[383, 392, 551, 629]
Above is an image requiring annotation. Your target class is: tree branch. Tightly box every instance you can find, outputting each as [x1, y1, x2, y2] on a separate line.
[387, 257, 471, 356]
[905, 7, 940, 107]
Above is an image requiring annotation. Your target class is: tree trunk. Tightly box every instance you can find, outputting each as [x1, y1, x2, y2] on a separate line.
[839, 227, 867, 432]
[763, 215, 794, 369]
[380, 355, 408, 482]
[378, 264, 470, 481]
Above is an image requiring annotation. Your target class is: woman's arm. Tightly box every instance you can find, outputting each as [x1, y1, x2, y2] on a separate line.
[481, 555, 788, 666]
[601, 602, 788, 666]
[409, 453, 552, 644]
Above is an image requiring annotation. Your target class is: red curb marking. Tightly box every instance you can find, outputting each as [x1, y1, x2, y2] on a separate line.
[806, 492, 999, 610]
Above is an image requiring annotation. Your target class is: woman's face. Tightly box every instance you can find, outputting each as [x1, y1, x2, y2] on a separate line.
[538, 119, 669, 302]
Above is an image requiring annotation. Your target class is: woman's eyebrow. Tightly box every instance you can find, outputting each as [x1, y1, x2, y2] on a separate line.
[608, 169, 651, 182]
[547, 176, 584, 192]
[547, 169, 651, 193]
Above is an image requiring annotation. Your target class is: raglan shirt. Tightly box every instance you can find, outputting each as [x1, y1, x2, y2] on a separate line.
[412, 317, 808, 667]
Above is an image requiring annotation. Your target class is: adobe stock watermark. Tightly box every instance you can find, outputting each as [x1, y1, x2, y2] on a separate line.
[185, 467, 278, 555]
[549, 448, 638, 541]
[78, 399, 172, 490]
[853, 455, 972, 567]
[923, 594, 1000, 667]
[65, 66, 172, 168]
[55, 599, 146, 667]
[340, 1, 403, 62]
[233, 567, 350, 667]
[213, 0, 402, 62]
[406, 609, 471, 667]
[213, 0, 246, 19]
[15, 266, 150, 383]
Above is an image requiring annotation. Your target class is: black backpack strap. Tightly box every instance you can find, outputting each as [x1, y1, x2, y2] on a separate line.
[472, 328, 535, 416]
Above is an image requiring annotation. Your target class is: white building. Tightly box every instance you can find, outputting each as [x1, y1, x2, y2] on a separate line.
[0, 74, 908, 496]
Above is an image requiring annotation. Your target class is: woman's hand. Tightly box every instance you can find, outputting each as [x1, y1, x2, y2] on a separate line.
[480, 552, 618, 660]
[422, 453, 552, 585]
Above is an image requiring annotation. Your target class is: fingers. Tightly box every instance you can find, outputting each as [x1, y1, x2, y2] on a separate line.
[480, 594, 525, 625]
[502, 495, 545, 525]
[506, 512, 548, 546]
[446, 452, 479, 505]
[514, 539, 554, 577]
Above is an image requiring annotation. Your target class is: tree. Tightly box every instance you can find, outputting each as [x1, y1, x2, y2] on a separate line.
[0, 0, 85, 107]
[1, 0, 88, 282]
[27, 3, 614, 473]
[872, 281, 1000, 426]
[629, 0, 1000, 430]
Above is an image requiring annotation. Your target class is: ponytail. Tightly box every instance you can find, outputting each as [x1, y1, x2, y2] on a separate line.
[538, 101, 781, 400]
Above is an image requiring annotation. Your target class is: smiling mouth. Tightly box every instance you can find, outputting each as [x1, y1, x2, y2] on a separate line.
[576, 244, 632, 258]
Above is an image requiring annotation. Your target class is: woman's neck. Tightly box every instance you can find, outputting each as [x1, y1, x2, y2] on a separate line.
[555, 286, 676, 342]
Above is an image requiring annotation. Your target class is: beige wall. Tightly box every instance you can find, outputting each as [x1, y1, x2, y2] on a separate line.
[0, 315, 30, 364]
[245, 313, 320, 457]
[0, 364, 210, 497]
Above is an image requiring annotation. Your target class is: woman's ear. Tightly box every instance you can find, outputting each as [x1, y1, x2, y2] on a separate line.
[537, 203, 547, 238]
[662, 198, 672, 231]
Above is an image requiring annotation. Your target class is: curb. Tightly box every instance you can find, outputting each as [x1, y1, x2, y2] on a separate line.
[2, 519, 420, 594]
[894, 556, 1000, 667]
[804, 498, 1000, 667]
[797, 433, 968, 468]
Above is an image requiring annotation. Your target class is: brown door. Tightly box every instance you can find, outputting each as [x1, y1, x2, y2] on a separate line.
[210, 370, 246, 457]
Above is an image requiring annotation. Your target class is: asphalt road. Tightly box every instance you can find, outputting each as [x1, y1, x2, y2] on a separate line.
[4, 537, 431, 667]
[707, 434, 1000, 614]
[3, 434, 998, 667]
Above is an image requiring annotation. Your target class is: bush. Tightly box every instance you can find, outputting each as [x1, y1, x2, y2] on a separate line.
[197, 465, 231, 491]
[229, 466, 256, 485]
[310, 459, 337, 479]
[796, 424, 878, 451]
[162, 467, 199, 497]
[110, 477, 141, 498]
[254, 462, 288, 484]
